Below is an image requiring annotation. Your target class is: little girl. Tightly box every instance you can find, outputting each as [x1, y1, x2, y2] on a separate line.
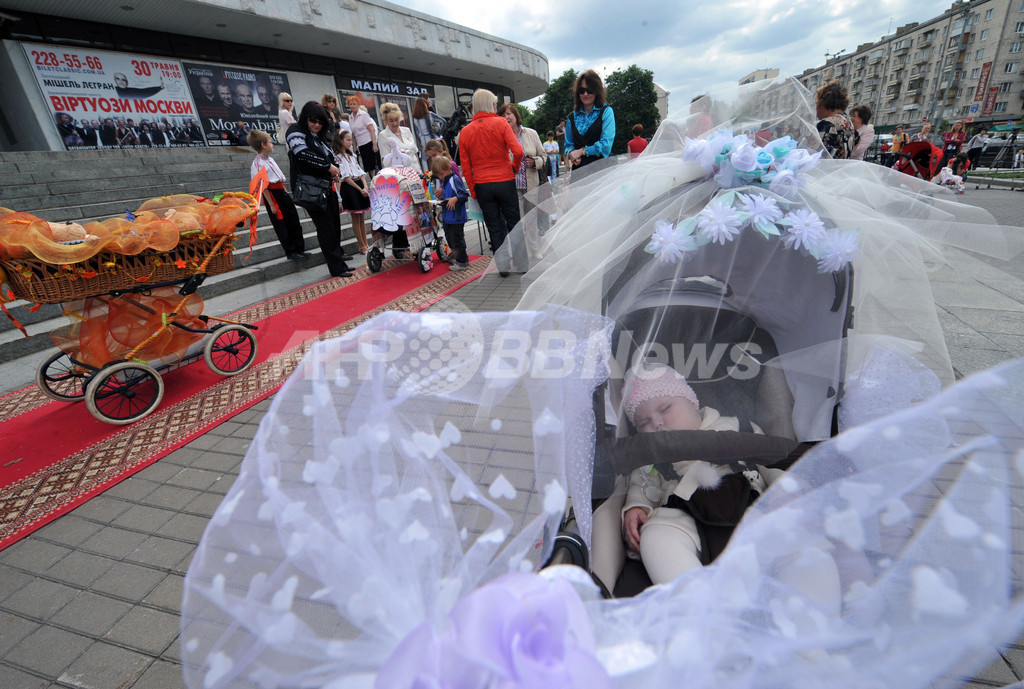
[621, 363, 770, 584]
[332, 129, 370, 254]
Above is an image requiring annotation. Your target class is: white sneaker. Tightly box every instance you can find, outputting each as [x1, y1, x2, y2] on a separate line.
[449, 263, 469, 272]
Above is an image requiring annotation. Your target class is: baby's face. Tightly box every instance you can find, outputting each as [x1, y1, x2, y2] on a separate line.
[633, 396, 701, 433]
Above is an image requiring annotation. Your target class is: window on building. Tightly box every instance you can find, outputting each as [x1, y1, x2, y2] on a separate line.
[999, 81, 1012, 91]
[986, 8, 994, 20]
[1017, 21, 1024, 33]
[961, 105, 972, 115]
[981, 29, 990, 40]
[994, 102, 1007, 112]
[971, 67, 981, 78]
[1013, 42, 1024, 53]
[956, 88, 963, 98]
[1006, 62, 1019, 73]
[977, 49, 984, 60]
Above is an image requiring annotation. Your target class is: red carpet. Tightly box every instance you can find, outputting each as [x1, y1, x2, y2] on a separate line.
[0, 256, 489, 551]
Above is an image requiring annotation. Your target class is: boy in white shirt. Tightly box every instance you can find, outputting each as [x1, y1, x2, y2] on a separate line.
[248, 129, 307, 260]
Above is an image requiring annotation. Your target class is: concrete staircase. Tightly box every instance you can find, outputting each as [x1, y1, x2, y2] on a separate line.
[0, 145, 360, 361]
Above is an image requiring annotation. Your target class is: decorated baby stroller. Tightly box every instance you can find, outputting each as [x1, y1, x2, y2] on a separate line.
[892, 140, 943, 180]
[182, 78, 1024, 689]
[538, 153, 856, 597]
[367, 165, 451, 273]
[1, 194, 260, 425]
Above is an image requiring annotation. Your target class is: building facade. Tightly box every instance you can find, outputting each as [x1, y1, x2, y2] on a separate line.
[739, 68, 780, 85]
[0, 0, 548, 152]
[797, 0, 1023, 132]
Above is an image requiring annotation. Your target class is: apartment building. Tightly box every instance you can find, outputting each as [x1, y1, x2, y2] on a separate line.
[797, 0, 1024, 132]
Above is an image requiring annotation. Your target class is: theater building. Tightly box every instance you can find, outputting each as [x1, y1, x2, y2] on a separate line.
[0, 0, 549, 152]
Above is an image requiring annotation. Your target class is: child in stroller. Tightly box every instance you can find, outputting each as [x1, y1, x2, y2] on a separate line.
[620, 363, 779, 584]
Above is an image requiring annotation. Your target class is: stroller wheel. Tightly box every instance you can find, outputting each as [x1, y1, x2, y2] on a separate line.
[85, 361, 164, 425]
[36, 350, 90, 402]
[392, 249, 407, 260]
[204, 324, 258, 376]
[543, 531, 590, 571]
[367, 246, 383, 273]
[436, 236, 453, 263]
[417, 246, 433, 273]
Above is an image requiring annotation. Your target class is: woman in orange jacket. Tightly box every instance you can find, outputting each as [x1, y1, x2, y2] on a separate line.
[457, 89, 523, 276]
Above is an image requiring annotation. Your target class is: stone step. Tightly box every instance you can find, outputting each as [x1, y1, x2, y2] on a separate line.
[1, 166, 252, 204]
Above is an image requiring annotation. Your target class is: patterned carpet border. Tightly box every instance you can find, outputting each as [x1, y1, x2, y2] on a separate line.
[0, 256, 490, 549]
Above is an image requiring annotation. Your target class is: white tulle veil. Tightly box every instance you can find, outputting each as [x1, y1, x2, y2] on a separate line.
[182, 77, 1024, 689]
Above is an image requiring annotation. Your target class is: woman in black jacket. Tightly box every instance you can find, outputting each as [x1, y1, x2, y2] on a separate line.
[286, 101, 353, 278]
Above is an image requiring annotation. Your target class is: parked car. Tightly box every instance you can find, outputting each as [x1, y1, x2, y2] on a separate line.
[975, 135, 1020, 169]
[868, 133, 893, 165]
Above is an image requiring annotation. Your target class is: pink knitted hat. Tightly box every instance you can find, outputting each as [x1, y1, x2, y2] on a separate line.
[623, 364, 699, 425]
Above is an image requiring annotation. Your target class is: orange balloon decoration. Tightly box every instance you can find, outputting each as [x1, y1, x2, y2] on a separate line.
[51, 287, 207, 369]
[0, 193, 258, 265]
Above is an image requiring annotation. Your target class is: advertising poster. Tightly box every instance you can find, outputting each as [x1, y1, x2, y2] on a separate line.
[983, 86, 999, 116]
[182, 62, 290, 146]
[23, 43, 204, 150]
[975, 62, 992, 102]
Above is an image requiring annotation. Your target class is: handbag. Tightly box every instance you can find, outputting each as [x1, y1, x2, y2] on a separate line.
[293, 173, 331, 212]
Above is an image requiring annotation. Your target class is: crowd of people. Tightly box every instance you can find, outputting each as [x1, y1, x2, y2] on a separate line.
[812, 79, 1022, 187]
[252, 72, 630, 279]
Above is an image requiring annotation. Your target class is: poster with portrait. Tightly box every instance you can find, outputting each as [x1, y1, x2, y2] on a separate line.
[182, 62, 290, 147]
[23, 43, 204, 151]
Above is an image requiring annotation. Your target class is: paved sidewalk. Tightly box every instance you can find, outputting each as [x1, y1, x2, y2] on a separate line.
[1, 191, 1023, 689]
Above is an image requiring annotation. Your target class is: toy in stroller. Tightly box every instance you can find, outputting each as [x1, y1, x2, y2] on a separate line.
[892, 140, 943, 179]
[367, 165, 451, 273]
[1, 193, 260, 425]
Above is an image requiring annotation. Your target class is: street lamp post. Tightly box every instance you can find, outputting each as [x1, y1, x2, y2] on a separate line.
[825, 49, 846, 81]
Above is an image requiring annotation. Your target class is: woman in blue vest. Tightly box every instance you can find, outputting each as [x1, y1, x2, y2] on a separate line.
[565, 70, 616, 169]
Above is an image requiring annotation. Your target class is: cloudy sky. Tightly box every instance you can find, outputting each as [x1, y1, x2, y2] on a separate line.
[402, 0, 959, 115]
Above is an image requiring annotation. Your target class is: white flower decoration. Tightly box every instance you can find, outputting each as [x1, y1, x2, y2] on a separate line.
[697, 197, 745, 245]
[781, 208, 826, 251]
[730, 143, 760, 173]
[777, 148, 823, 175]
[645, 219, 698, 264]
[738, 193, 783, 237]
[814, 227, 858, 273]
[766, 168, 801, 200]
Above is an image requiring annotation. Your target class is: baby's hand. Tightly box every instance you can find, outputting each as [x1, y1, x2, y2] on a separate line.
[446, 198, 457, 210]
[623, 507, 648, 552]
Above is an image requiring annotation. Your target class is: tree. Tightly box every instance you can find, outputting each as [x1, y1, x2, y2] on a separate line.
[514, 103, 531, 124]
[525, 68, 577, 138]
[605, 65, 660, 155]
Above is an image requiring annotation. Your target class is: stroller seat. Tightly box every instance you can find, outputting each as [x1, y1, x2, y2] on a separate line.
[893, 141, 943, 180]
